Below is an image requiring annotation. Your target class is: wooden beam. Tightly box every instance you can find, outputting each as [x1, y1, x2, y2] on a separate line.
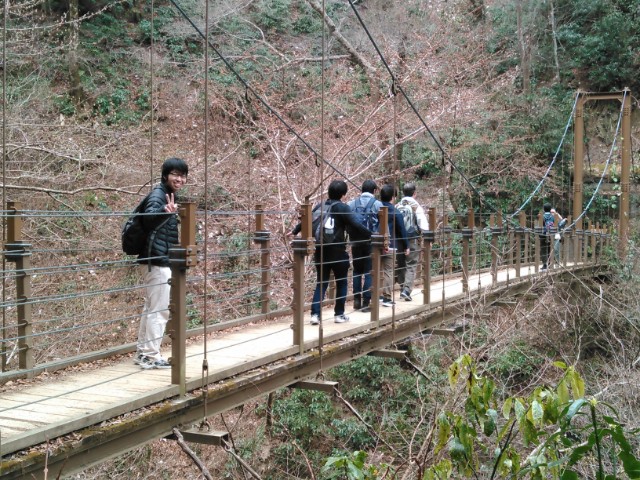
[368, 349, 407, 360]
[169, 428, 229, 446]
[290, 380, 338, 393]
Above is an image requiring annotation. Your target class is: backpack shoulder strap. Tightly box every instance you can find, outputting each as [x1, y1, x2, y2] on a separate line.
[364, 197, 376, 212]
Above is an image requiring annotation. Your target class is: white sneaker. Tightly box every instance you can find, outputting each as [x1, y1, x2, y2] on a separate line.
[334, 314, 350, 323]
[310, 314, 319, 325]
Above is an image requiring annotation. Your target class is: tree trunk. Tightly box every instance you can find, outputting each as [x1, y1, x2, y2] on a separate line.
[304, 0, 376, 73]
[549, 0, 560, 82]
[68, 0, 84, 105]
[516, 1, 531, 96]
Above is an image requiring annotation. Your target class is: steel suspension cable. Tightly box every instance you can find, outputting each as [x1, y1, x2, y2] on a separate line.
[317, 0, 327, 373]
[391, 82, 399, 340]
[511, 92, 580, 217]
[345, 0, 485, 205]
[150, 0, 155, 186]
[200, 0, 211, 426]
[567, 90, 627, 230]
[2, 0, 7, 373]
[167, 0, 358, 190]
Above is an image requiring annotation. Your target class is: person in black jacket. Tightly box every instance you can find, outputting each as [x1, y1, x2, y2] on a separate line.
[134, 157, 188, 369]
[291, 179, 371, 324]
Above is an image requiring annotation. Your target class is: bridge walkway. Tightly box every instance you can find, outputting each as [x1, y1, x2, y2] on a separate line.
[0, 262, 561, 465]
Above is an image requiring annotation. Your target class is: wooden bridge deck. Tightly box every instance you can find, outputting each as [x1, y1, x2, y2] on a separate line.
[0, 263, 585, 477]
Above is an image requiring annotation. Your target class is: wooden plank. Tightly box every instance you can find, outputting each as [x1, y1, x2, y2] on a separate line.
[0, 407, 68, 424]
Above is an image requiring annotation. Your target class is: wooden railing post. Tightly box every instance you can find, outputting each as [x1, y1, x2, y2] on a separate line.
[370, 206, 388, 323]
[515, 212, 525, 278]
[254, 204, 271, 314]
[583, 219, 590, 263]
[535, 212, 543, 273]
[521, 211, 529, 266]
[291, 201, 313, 353]
[563, 215, 572, 268]
[169, 202, 197, 395]
[574, 222, 583, 265]
[441, 213, 451, 275]
[422, 208, 436, 304]
[490, 213, 498, 286]
[592, 222, 598, 265]
[461, 208, 473, 293]
[5, 202, 34, 375]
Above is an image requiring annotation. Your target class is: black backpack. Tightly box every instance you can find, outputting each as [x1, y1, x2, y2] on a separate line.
[122, 196, 148, 256]
[311, 202, 339, 245]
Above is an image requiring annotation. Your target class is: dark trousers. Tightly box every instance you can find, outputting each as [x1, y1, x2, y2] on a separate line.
[311, 249, 350, 316]
[351, 244, 372, 302]
[541, 236, 551, 267]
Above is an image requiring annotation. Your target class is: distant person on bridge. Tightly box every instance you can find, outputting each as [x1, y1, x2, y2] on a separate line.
[347, 180, 382, 312]
[291, 179, 371, 324]
[395, 182, 429, 302]
[541, 203, 563, 272]
[134, 157, 189, 369]
[378, 184, 409, 308]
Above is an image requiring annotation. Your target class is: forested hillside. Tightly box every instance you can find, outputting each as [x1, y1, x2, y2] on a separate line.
[3, 0, 640, 478]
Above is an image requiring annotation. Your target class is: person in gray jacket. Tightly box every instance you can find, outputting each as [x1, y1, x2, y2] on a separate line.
[396, 183, 429, 301]
[134, 157, 188, 369]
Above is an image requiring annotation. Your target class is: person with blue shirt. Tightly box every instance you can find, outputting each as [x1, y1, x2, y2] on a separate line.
[347, 180, 382, 311]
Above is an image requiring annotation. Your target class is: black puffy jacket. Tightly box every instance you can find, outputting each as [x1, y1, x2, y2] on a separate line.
[137, 183, 179, 267]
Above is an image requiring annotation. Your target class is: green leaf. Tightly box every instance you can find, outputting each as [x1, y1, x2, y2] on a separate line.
[503, 397, 513, 419]
[553, 361, 568, 370]
[610, 424, 633, 452]
[558, 379, 570, 405]
[514, 398, 526, 422]
[347, 462, 364, 480]
[448, 361, 460, 388]
[565, 399, 587, 422]
[619, 451, 640, 479]
[561, 470, 580, 480]
[570, 372, 585, 399]
[484, 413, 496, 437]
[531, 399, 544, 426]
[568, 443, 593, 465]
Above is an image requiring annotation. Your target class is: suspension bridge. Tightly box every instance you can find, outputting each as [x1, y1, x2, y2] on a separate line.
[0, 185, 622, 479]
[1, 0, 636, 476]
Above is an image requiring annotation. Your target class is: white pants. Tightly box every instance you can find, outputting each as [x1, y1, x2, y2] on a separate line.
[137, 265, 171, 360]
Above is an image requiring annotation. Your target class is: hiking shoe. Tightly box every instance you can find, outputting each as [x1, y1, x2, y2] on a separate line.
[133, 352, 145, 365]
[334, 314, 350, 323]
[310, 314, 320, 325]
[400, 289, 412, 301]
[139, 356, 171, 370]
[360, 300, 371, 312]
[354, 297, 362, 311]
[381, 298, 395, 307]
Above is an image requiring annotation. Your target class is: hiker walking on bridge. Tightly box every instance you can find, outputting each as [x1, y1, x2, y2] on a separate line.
[379, 184, 409, 308]
[395, 182, 429, 302]
[541, 203, 564, 272]
[347, 180, 382, 312]
[291, 179, 371, 324]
